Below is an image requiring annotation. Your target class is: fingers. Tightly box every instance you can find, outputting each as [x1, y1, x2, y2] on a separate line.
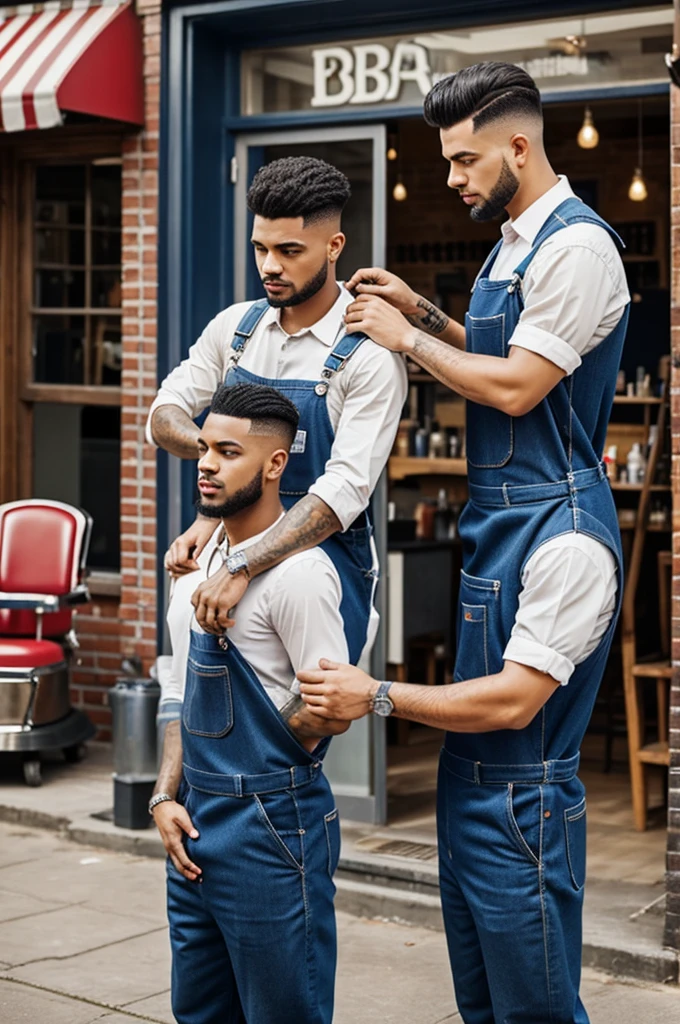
[176, 806, 199, 840]
[297, 669, 327, 684]
[346, 267, 383, 292]
[319, 658, 340, 670]
[169, 840, 202, 881]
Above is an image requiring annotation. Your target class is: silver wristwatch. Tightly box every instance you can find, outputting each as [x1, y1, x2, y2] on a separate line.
[225, 550, 250, 578]
[371, 681, 394, 717]
[148, 792, 173, 815]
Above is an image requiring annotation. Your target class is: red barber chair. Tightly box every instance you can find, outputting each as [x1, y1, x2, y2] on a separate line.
[0, 500, 96, 786]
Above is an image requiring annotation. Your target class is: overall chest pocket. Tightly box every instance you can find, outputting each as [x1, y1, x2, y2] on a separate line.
[465, 313, 513, 469]
[454, 571, 503, 682]
[182, 659, 233, 738]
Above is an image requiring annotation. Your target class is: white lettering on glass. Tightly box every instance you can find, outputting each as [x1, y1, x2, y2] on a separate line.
[350, 44, 391, 104]
[385, 42, 433, 101]
[311, 47, 355, 107]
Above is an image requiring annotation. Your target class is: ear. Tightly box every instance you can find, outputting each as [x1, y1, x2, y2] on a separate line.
[266, 448, 289, 481]
[328, 231, 346, 264]
[510, 133, 530, 168]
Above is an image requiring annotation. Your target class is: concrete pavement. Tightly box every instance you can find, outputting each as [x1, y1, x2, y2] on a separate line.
[0, 821, 678, 1024]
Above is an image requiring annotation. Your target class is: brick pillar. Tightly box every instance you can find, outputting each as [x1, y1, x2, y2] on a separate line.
[667, 82, 680, 951]
[119, 0, 162, 676]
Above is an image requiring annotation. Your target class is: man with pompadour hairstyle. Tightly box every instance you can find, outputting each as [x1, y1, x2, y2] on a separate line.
[298, 62, 630, 1024]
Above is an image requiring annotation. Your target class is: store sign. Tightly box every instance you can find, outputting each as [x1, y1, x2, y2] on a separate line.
[311, 42, 434, 108]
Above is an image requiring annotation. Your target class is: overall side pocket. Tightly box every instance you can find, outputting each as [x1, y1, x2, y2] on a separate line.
[324, 808, 340, 880]
[182, 659, 233, 738]
[564, 797, 587, 891]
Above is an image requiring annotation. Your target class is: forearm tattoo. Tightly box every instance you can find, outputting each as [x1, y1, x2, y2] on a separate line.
[153, 721, 183, 800]
[152, 406, 201, 459]
[407, 298, 449, 336]
[283, 697, 347, 742]
[246, 495, 341, 577]
[411, 332, 471, 397]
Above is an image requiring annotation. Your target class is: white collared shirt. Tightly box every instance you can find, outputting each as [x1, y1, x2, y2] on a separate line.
[146, 286, 408, 531]
[164, 517, 348, 709]
[489, 176, 630, 375]
[491, 176, 624, 683]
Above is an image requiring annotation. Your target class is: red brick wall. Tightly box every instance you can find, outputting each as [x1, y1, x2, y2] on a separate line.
[667, 83, 680, 951]
[69, 0, 161, 738]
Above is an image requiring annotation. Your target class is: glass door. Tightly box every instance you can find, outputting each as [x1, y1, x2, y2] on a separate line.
[233, 125, 388, 823]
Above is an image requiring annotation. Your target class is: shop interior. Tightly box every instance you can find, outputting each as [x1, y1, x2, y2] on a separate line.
[375, 95, 671, 856]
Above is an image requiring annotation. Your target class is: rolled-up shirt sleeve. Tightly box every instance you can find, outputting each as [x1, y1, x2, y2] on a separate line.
[510, 240, 629, 375]
[309, 348, 407, 530]
[503, 534, 618, 685]
[145, 308, 242, 445]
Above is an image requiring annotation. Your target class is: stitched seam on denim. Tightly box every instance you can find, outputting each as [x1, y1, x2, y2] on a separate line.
[461, 570, 502, 591]
[253, 794, 304, 873]
[506, 784, 540, 866]
[324, 808, 338, 879]
[467, 312, 514, 469]
[538, 786, 555, 1022]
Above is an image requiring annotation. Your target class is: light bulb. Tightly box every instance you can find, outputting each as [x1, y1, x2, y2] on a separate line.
[387, 147, 398, 161]
[628, 168, 648, 202]
[392, 180, 407, 202]
[577, 107, 599, 149]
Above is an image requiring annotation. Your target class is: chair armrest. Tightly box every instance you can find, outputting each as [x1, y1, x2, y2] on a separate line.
[60, 585, 90, 606]
[0, 591, 60, 612]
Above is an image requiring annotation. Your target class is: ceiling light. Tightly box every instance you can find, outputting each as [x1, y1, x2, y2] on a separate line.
[387, 146, 398, 161]
[577, 107, 599, 149]
[628, 100, 648, 202]
[392, 178, 407, 202]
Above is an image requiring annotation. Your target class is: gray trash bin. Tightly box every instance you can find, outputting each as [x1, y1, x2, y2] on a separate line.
[109, 678, 160, 829]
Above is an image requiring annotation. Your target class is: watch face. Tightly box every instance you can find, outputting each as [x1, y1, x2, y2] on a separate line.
[373, 696, 394, 717]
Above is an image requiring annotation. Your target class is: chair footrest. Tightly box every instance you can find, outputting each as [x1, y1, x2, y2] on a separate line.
[632, 660, 672, 679]
[637, 741, 670, 765]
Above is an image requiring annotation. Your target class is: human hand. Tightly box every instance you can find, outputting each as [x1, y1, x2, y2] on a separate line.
[152, 800, 202, 881]
[191, 565, 248, 634]
[297, 659, 378, 720]
[164, 516, 219, 577]
[345, 267, 421, 316]
[344, 294, 416, 353]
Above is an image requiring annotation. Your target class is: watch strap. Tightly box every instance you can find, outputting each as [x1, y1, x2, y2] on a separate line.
[148, 792, 174, 815]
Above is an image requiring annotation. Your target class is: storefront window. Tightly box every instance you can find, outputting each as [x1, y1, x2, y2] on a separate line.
[32, 162, 122, 387]
[242, 6, 673, 115]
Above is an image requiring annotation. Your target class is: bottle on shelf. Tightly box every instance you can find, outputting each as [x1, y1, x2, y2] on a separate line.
[626, 443, 645, 484]
[604, 445, 618, 483]
[428, 422, 446, 458]
[434, 488, 452, 541]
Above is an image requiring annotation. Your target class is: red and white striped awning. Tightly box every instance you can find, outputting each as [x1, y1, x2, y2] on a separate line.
[0, 0, 143, 133]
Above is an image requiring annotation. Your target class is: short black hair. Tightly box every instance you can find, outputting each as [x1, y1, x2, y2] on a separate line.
[424, 62, 542, 132]
[246, 156, 351, 226]
[209, 383, 300, 448]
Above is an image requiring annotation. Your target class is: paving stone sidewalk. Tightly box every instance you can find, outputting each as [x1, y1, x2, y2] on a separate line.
[0, 821, 678, 1024]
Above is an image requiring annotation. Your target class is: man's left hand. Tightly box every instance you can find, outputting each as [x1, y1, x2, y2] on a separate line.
[298, 659, 377, 720]
[191, 566, 247, 634]
[344, 295, 416, 353]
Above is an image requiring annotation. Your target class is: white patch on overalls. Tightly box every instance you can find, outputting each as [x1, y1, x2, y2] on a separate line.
[290, 429, 307, 454]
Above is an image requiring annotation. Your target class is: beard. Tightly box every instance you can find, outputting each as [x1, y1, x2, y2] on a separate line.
[264, 261, 328, 308]
[195, 468, 263, 520]
[469, 158, 520, 222]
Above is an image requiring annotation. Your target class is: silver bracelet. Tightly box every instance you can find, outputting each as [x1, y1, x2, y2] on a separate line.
[148, 792, 174, 816]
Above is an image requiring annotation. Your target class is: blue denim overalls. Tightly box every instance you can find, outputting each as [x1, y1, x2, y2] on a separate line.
[168, 630, 340, 1024]
[226, 301, 375, 663]
[438, 199, 628, 1024]
[167, 304, 374, 1022]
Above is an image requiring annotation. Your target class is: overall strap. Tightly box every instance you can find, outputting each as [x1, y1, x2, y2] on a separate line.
[510, 197, 625, 291]
[471, 237, 504, 291]
[230, 298, 270, 356]
[318, 331, 368, 390]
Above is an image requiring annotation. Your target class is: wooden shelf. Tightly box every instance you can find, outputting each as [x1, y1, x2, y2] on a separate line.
[389, 456, 467, 481]
[612, 396, 662, 405]
[610, 482, 669, 492]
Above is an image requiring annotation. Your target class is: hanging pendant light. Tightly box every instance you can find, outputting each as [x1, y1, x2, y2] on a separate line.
[577, 107, 599, 149]
[628, 100, 648, 202]
[393, 176, 408, 202]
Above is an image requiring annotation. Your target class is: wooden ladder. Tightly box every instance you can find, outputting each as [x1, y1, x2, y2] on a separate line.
[621, 382, 671, 831]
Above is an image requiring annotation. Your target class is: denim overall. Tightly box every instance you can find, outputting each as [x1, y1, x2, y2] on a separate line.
[224, 300, 375, 663]
[168, 630, 340, 1024]
[438, 199, 628, 1024]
